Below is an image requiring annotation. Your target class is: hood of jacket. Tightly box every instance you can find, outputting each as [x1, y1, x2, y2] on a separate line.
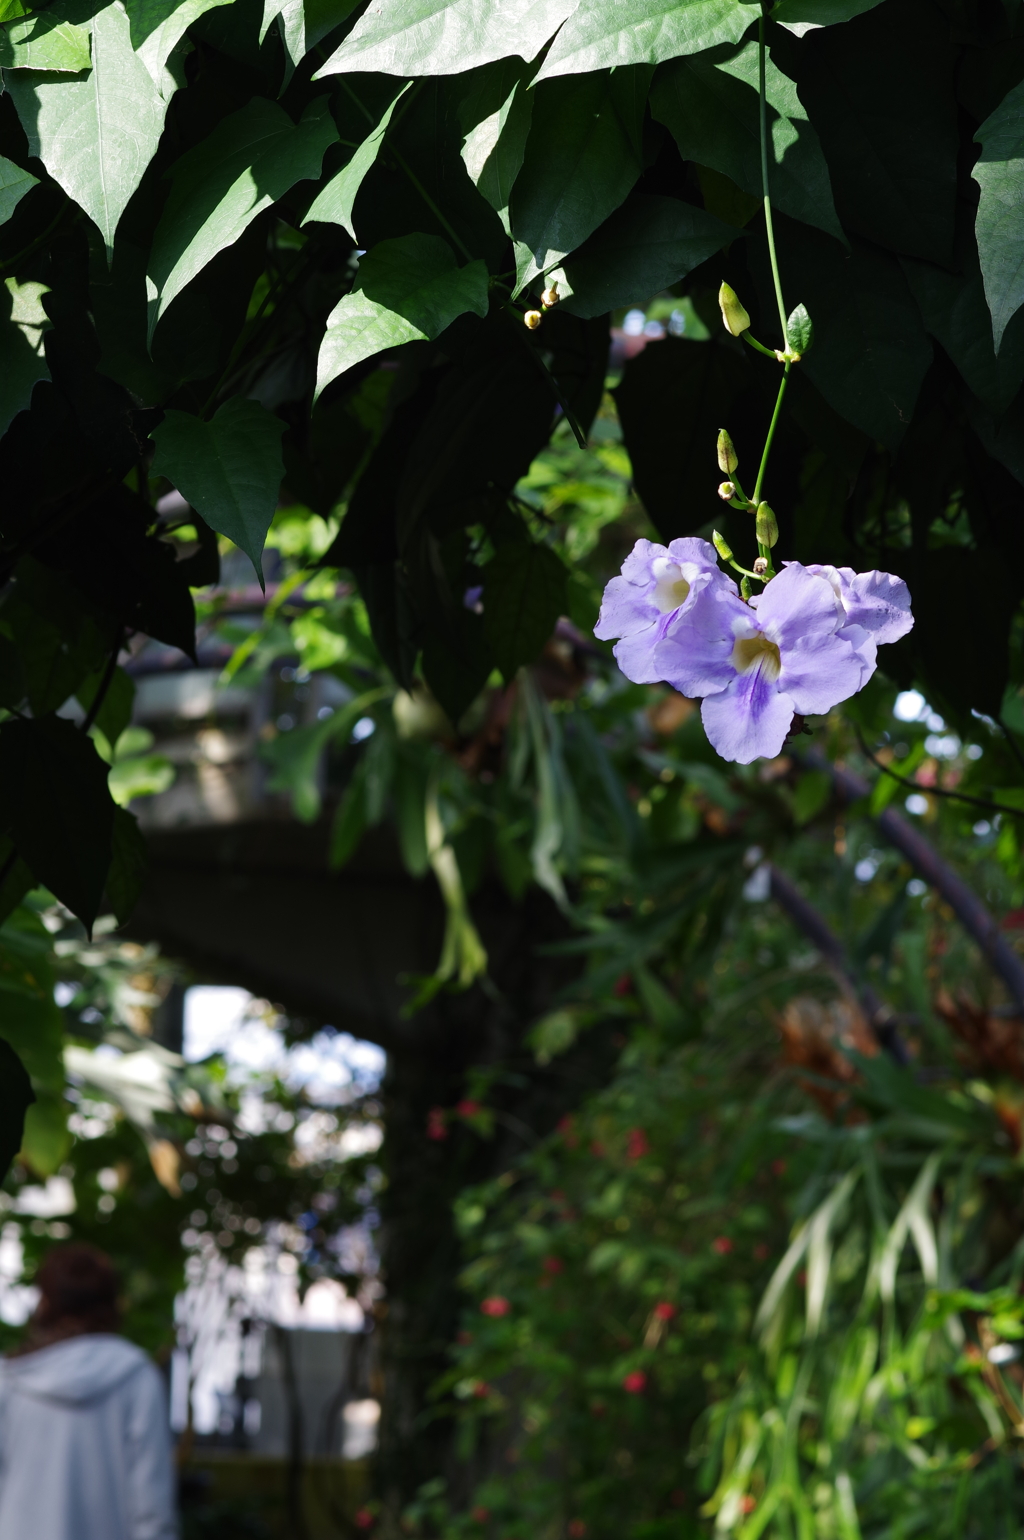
[0, 1334, 149, 1406]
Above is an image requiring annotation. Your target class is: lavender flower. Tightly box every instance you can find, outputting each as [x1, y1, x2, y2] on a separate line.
[593, 537, 733, 683]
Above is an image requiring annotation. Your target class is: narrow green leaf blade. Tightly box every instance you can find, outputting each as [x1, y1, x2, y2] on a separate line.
[303, 81, 410, 240]
[511, 69, 650, 293]
[150, 399, 286, 584]
[315, 0, 578, 77]
[974, 79, 1024, 354]
[315, 233, 489, 399]
[535, 0, 760, 80]
[6, 1, 168, 252]
[147, 96, 338, 340]
[0, 14, 91, 70]
[483, 541, 567, 681]
[0, 156, 38, 225]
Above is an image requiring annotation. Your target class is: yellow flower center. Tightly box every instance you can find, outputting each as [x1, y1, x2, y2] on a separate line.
[731, 632, 781, 681]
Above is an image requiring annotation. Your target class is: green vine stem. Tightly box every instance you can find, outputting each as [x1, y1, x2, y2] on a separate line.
[759, 14, 788, 351]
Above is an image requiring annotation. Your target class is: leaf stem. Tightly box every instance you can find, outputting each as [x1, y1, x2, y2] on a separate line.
[742, 331, 778, 360]
[759, 15, 788, 349]
[752, 362, 790, 507]
[81, 626, 126, 735]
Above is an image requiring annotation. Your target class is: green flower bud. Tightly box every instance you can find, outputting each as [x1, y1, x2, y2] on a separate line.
[718, 282, 750, 338]
[740, 575, 753, 601]
[541, 282, 559, 308]
[717, 429, 738, 475]
[524, 309, 542, 330]
[712, 529, 733, 562]
[755, 502, 779, 548]
[718, 481, 736, 502]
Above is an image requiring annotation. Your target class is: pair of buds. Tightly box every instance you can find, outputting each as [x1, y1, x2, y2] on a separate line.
[524, 282, 559, 330]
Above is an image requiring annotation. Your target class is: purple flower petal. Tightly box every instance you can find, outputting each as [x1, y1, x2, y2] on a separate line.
[654, 584, 748, 697]
[779, 629, 869, 716]
[701, 666, 796, 764]
[595, 538, 734, 685]
[804, 563, 913, 644]
[751, 564, 842, 651]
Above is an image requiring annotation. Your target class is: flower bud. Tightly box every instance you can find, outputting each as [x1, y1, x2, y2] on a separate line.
[740, 575, 753, 601]
[712, 529, 733, 562]
[755, 502, 779, 548]
[718, 480, 736, 502]
[717, 429, 738, 475]
[541, 282, 559, 308]
[718, 282, 750, 337]
[524, 309, 542, 330]
[753, 556, 768, 576]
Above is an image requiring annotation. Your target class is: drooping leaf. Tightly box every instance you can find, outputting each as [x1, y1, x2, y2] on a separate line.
[147, 96, 338, 340]
[458, 61, 533, 236]
[315, 0, 578, 78]
[125, 0, 233, 97]
[0, 13, 91, 70]
[650, 42, 844, 247]
[483, 540, 567, 681]
[105, 806, 148, 924]
[795, 0, 958, 266]
[0, 277, 50, 436]
[6, 1, 168, 253]
[149, 398, 286, 584]
[0, 156, 38, 225]
[551, 193, 737, 318]
[771, 0, 884, 29]
[0, 714, 115, 931]
[511, 68, 651, 294]
[901, 252, 1024, 418]
[974, 80, 1024, 355]
[260, 0, 361, 75]
[315, 233, 490, 399]
[534, 0, 760, 80]
[0, 1037, 34, 1183]
[303, 81, 411, 240]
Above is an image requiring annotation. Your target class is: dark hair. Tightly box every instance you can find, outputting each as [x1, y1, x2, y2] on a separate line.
[15, 1244, 121, 1354]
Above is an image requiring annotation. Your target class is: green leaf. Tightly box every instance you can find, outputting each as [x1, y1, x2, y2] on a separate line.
[0, 277, 50, 437]
[0, 1037, 34, 1183]
[511, 69, 651, 294]
[261, 0, 361, 76]
[20, 1093, 71, 1176]
[6, 1, 168, 253]
[771, 0, 884, 29]
[315, 0, 577, 78]
[147, 96, 338, 341]
[534, 0, 760, 80]
[315, 233, 489, 399]
[0, 13, 91, 70]
[105, 806, 147, 924]
[303, 81, 410, 241]
[150, 398, 286, 584]
[0, 155, 38, 225]
[901, 251, 1024, 417]
[650, 42, 844, 247]
[483, 540, 567, 681]
[107, 752, 175, 806]
[551, 193, 736, 319]
[787, 301, 813, 354]
[0, 844, 33, 928]
[795, 0, 958, 266]
[458, 62, 533, 236]
[126, 0, 233, 98]
[974, 80, 1024, 354]
[0, 715, 115, 931]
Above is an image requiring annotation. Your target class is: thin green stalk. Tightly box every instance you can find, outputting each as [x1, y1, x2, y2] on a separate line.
[759, 16, 788, 349]
[753, 363, 791, 506]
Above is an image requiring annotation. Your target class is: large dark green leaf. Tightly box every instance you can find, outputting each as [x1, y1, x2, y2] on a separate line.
[0, 715, 115, 930]
[552, 194, 736, 318]
[126, 0, 233, 97]
[771, 0, 883, 27]
[794, 0, 958, 265]
[483, 540, 567, 681]
[147, 96, 338, 340]
[651, 42, 844, 247]
[0, 1037, 35, 1184]
[315, 0, 577, 77]
[260, 0, 361, 76]
[0, 13, 91, 70]
[0, 278, 51, 436]
[0, 156, 38, 226]
[510, 69, 651, 293]
[7, 1, 168, 253]
[974, 80, 1024, 355]
[458, 61, 534, 236]
[315, 233, 489, 398]
[902, 253, 1024, 418]
[303, 82, 410, 241]
[534, 0, 759, 79]
[105, 807, 147, 926]
[150, 399, 286, 584]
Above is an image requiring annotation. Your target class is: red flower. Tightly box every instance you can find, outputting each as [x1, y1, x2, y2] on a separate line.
[457, 1099, 481, 1117]
[471, 1507, 491, 1523]
[568, 1521, 587, 1538]
[712, 1236, 733, 1255]
[354, 1510, 375, 1530]
[739, 1496, 756, 1515]
[653, 1302, 676, 1321]
[626, 1128, 650, 1162]
[622, 1370, 647, 1394]
[542, 1255, 564, 1275]
[480, 1296, 510, 1317]
[426, 1108, 448, 1141]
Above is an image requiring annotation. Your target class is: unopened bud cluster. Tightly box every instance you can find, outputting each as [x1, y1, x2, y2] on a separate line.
[524, 280, 560, 329]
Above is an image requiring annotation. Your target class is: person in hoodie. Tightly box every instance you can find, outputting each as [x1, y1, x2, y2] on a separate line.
[0, 1242, 177, 1539]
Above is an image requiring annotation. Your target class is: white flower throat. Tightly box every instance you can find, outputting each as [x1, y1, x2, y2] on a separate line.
[652, 560, 691, 613]
[732, 631, 782, 682]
